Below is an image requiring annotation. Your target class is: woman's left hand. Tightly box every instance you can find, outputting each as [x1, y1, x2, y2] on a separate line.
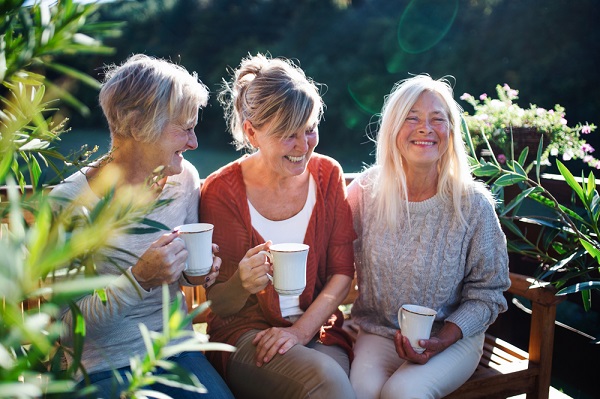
[252, 326, 307, 367]
[183, 243, 221, 288]
[394, 321, 463, 364]
[393, 330, 440, 364]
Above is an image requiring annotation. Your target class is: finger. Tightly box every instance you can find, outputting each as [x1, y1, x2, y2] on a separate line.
[246, 241, 273, 260]
[212, 243, 220, 254]
[211, 255, 222, 273]
[262, 337, 287, 364]
[170, 236, 187, 253]
[151, 231, 179, 248]
[252, 329, 269, 345]
[277, 338, 296, 355]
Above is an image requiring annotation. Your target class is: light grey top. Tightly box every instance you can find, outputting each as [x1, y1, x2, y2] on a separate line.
[50, 159, 200, 376]
[348, 167, 510, 339]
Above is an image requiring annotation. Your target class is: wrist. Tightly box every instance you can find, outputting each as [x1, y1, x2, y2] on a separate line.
[130, 266, 152, 291]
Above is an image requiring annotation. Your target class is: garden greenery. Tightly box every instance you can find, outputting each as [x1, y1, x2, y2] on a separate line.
[1, 2, 233, 398]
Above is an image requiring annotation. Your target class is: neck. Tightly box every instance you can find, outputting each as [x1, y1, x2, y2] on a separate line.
[404, 165, 439, 202]
[88, 139, 166, 190]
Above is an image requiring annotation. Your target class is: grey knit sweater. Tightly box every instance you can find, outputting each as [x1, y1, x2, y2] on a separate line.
[50, 159, 200, 377]
[348, 168, 510, 339]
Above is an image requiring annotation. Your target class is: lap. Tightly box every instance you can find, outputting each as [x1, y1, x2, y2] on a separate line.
[227, 329, 355, 399]
[351, 330, 484, 399]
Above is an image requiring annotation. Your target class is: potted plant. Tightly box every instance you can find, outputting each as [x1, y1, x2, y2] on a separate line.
[464, 117, 600, 319]
[461, 84, 597, 169]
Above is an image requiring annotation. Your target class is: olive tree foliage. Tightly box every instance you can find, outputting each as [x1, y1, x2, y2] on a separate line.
[1, 2, 232, 398]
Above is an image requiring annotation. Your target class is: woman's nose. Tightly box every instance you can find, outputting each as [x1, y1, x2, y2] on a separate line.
[418, 119, 432, 133]
[296, 133, 309, 151]
[187, 131, 198, 150]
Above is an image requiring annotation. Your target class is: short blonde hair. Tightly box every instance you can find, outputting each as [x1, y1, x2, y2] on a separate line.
[99, 54, 209, 143]
[371, 74, 488, 228]
[219, 53, 323, 150]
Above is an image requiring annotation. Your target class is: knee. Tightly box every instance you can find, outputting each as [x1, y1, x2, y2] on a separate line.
[380, 379, 435, 399]
[303, 356, 354, 399]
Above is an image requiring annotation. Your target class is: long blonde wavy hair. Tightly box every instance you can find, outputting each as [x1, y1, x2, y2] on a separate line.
[370, 75, 490, 228]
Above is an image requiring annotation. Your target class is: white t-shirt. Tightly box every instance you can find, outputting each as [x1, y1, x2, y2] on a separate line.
[248, 175, 316, 318]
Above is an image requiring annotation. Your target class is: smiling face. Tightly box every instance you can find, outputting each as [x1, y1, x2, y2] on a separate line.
[145, 115, 199, 177]
[248, 117, 319, 179]
[396, 91, 450, 172]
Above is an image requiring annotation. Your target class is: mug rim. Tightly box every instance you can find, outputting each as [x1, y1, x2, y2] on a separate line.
[269, 243, 310, 253]
[175, 223, 214, 234]
[401, 304, 437, 317]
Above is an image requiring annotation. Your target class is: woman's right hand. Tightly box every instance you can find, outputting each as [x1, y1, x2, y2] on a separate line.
[238, 241, 273, 294]
[131, 231, 187, 291]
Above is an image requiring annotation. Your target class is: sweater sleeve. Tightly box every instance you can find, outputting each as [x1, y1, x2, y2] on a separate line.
[445, 193, 511, 337]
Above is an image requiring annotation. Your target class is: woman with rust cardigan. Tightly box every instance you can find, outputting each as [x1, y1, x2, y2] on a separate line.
[200, 54, 356, 399]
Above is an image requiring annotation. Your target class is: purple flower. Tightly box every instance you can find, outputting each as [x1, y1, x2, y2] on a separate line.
[460, 93, 471, 101]
[582, 143, 595, 153]
[582, 124, 592, 134]
[479, 93, 488, 100]
[497, 154, 506, 164]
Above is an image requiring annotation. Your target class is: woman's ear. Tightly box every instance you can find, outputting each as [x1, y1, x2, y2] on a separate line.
[243, 120, 258, 148]
[129, 110, 145, 142]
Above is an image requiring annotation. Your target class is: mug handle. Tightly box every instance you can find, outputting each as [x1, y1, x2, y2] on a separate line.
[398, 307, 403, 330]
[258, 250, 273, 282]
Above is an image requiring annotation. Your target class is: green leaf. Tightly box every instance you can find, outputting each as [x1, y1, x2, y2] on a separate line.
[500, 187, 540, 217]
[556, 160, 586, 204]
[45, 61, 101, 89]
[472, 163, 501, 177]
[509, 159, 527, 178]
[139, 218, 171, 232]
[518, 146, 529, 167]
[580, 239, 600, 263]
[556, 281, 600, 295]
[494, 173, 527, 187]
[585, 170, 596, 203]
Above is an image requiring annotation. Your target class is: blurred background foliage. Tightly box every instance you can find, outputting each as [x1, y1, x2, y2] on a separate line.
[56, 0, 600, 177]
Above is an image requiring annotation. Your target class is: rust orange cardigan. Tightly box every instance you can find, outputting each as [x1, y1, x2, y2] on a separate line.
[199, 153, 356, 377]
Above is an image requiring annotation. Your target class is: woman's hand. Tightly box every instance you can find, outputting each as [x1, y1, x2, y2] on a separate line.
[252, 326, 307, 367]
[131, 231, 187, 291]
[238, 241, 273, 294]
[394, 322, 463, 364]
[183, 243, 222, 288]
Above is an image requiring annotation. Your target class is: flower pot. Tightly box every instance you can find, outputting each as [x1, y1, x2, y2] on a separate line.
[478, 127, 551, 166]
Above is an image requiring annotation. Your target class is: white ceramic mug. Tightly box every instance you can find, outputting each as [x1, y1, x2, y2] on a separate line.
[175, 223, 214, 276]
[260, 243, 309, 296]
[398, 304, 437, 354]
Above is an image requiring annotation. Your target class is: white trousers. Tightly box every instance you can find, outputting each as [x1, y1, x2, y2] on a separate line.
[350, 329, 484, 399]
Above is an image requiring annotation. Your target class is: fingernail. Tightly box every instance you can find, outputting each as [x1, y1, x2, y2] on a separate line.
[203, 283, 208, 288]
[215, 245, 220, 252]
[215, 266, 220, 271]
[205, 276, 210, 282]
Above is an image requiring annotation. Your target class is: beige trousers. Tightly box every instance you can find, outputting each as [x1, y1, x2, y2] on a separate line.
[350, 329, 484, 399]
[226, 329, 356, 399]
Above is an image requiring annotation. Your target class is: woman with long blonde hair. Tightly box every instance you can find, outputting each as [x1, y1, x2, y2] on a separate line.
[348, 75, 510, 399]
